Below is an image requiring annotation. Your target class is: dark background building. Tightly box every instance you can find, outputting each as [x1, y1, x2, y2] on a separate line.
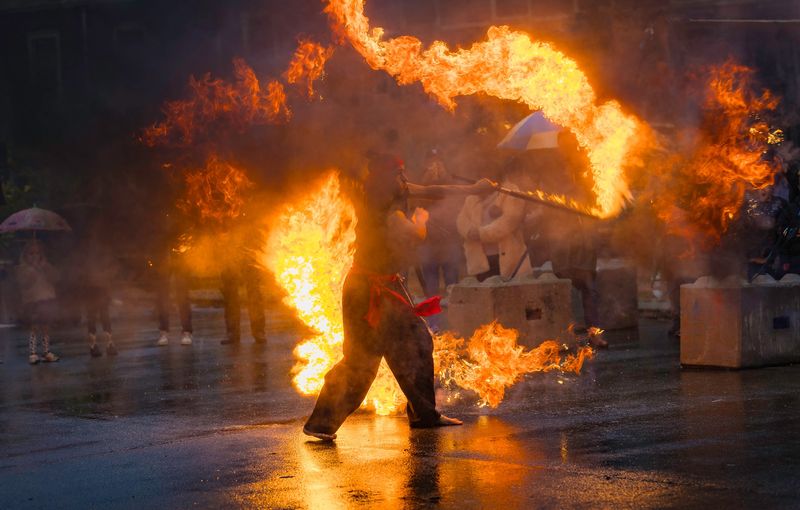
[0, 0, 797, 228]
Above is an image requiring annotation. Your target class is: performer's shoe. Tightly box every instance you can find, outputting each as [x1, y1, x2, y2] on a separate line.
[588, 334, 608, 349]
[411, 414, 463, 428]
[435, 415, 463, 427]
[303, 426, 336, 442]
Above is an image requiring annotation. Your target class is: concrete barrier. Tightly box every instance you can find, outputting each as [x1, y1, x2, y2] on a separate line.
[447, 272, 573, 348]
[680, 273, 800, 368]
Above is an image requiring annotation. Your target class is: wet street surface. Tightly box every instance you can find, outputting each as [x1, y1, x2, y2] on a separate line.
[1, 308, 799, 509]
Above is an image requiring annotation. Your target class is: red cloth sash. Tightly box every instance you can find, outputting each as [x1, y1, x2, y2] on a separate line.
[353, 268, 441, 328]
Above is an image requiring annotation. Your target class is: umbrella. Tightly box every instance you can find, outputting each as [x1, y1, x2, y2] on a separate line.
[0, 207, 72, 233]
[498, 111, 562, 151]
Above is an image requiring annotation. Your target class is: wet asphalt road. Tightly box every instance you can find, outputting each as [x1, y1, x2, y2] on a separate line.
[1, 307, 800, 509]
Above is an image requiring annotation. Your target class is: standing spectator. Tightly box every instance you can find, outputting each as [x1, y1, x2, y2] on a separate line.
[155, 247, 194, 347]
[152, 217, 194, 347]
[457, 158, 532, 281]
[84, 223, 119, 357]
[16, 241, 60, 364]
[219, 230, 266, 345]
[415, 149, 463, 297]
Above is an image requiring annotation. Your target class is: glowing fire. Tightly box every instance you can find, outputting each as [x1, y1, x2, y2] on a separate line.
[265, 173, 594, 414]
[179, 155, 253, 222]
[435, 323, 594, 408]
[262, 172, 356, 395]
[142, 58, 290, 147]
[286, 39, 335, 98]
[323, 0, 640, 218]
[656, 61, 781, 245]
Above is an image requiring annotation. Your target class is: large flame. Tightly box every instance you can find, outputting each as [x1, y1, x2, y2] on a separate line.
[323, 0, 641, 218]
[263, 172, 356, 394]
[435, 322, 594, 408]
[655, 61, 781, 246]
[143, 58, 290, 147]
[264, 173, 593, 414]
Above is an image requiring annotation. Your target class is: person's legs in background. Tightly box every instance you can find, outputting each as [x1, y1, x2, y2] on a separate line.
[220, 268, 241, 344]
[174, 270, 193, 345]
[244, 264, 266, 343]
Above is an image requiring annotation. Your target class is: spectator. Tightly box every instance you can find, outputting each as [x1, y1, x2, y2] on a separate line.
[219, 228, 266, 345]
[83, 223, 119, 357]
[415, 149, 463, 297]
[16, 240, 60, 364]
[457, 158, 532, 281]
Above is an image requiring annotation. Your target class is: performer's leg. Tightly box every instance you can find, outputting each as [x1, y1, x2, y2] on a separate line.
[381, 303, 440, 427]
[304, 275, 382, 436]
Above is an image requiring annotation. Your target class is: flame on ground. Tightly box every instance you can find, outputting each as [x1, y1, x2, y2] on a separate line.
[324, 0, 641, 218]
[435, 322, 594, 408]
[264, 173, 594, 414]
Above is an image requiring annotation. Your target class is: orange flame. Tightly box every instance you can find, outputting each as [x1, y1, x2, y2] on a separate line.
[143, 58, 290, 147]
[656, 61, 780, 246]
[264, 173, 594, 414]
[286, 39, 335, 98]
[435, 322, 594, 408]
[323, 0, 641, 218]
[178, 155, 253, 223]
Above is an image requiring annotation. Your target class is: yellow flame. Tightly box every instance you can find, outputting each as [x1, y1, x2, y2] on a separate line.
[262, 171, 355, 394]
[434, 322, 594, 408]
[265, 174, 594, 414]
[262, 171, 404, 414]
[324, 0, 641, 218]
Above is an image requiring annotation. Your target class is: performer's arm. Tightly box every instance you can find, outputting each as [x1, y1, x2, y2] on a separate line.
[407, 178, 496, 199]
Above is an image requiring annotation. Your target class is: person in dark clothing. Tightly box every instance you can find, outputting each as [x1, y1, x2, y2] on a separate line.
[220, 260, 266, 345]
[84, 230, 119, 357]
[415, 149, 463, 297]
[549, 132, 607, 348]
[303, 153, 495, 441]
[155, 249, 194, 346]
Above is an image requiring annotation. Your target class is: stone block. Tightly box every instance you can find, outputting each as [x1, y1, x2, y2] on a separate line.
[680, 274, 800, 368]
[447, 272, 573, 348]
[596, 258, 639, 330]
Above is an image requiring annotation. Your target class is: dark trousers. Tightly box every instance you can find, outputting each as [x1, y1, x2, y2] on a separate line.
[421, 262, 459, 297]
[476, 254, 501, 282]
[305, 272, 441, 435]
[418, 241, 461, 297]
[220, 266, 265, 341]
[157, 271, 192, 333]
[556, 268, 600, 328]
[86, 286, 111, 334]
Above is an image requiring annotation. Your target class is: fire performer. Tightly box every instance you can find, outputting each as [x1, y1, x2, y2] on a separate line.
[302, 154, 496, 441]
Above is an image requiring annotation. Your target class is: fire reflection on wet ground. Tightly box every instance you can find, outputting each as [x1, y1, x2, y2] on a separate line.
[1, 314, 799, 508]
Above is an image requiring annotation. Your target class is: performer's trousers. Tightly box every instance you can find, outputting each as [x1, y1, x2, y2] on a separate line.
[305, 272, 441, 435]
